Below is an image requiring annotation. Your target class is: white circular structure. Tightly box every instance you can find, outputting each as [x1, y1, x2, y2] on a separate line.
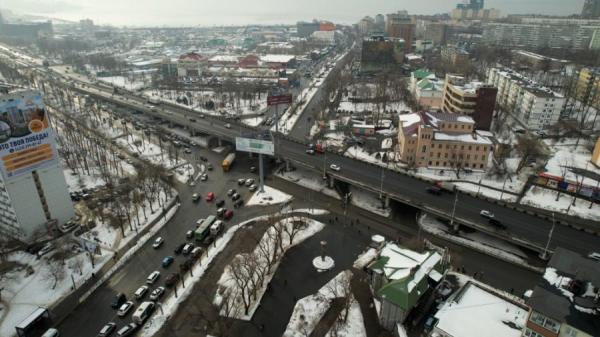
[312, 256, 335, 271]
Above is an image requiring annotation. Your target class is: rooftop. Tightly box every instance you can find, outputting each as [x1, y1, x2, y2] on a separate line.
[260, 54, 296, 63]
[434, 282, 527, 337]
[526, 248, 600, 336]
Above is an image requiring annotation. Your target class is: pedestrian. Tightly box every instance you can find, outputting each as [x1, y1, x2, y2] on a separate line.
[259, 324, 264, 331]
[92, 272, 96, 278]
[473, 271, 478, 279]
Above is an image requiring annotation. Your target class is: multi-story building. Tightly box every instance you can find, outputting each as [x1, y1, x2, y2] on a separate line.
[177, 52, 207, 77]
[582, 0, 600, 19]
[0, 90, 74, 242]
[422, 22, 449, 45]
[358, 16, 375, 35]
[366, 242, 447, 330]
[375, 14, 386, 32]
[523, 247, 600, 337]
[452, 1, 500, 20]
[441, 74, 497, 130]
[441, 45, 470, 68]
[296, 21, 320, 38]
[360, 36, 404, 73]
[511, 50, 568, 71]
[487, 68, 565, 130]
[387, 11, 415, 52]
[575, 67, 600, 109]
[410, 69, 444, 109]
[397, 111, 493, 169]
[482, 21, 600, 49]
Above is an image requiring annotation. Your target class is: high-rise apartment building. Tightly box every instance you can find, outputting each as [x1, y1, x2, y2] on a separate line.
[487, 67, 565, 130]
[386, 11, 415, 52]
[575, 67, 600, 109]
[582, 0, 600, 19]
[441, 74, 497, 130]
[0, 90, 74, 242]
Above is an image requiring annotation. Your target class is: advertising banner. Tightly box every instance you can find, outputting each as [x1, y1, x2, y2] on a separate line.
[0, 91, 58, 181]
[267, 94, 293, 106]
[235, 137, 275, 155]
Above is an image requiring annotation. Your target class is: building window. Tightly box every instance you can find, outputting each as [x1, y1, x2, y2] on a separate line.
[443, 162, 446, 166]
[530, 312, 560, 333]
[468, 146, 472, 150]
[565, 327, 579, 337]
[480, 164, 484, 169]
[476, 146, 479, 151]
[523, 328, 544, 337]
[441, 123, 445, 128]
[437, 152, 441, 158]
[438, 144, 442, 149]
[422, 146, 427, 153]
[445, 153, 448, 158]
[428, 161, 432, 165]
[461, 124, 465, 129]
[436, 161, 439, 166]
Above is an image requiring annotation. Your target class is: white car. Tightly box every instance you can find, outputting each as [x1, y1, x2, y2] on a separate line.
[329, 164, 341, 171]
[134, 285, 149, 299]
[146, 271, 160, 285]
[117, 301, 134, 317]
[588, 252, 600, 262]
[149, 287, 165, 301]
[480, 210, 495, 219]
[225, 123, 231, 129]
[152, 237, 164, 249]
[191, 193, 200, 202]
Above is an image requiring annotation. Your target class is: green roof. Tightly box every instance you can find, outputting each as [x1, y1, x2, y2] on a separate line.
[413, 69, 431, 80]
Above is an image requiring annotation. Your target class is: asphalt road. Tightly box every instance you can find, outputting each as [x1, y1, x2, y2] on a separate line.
[56, 147, 264, 337]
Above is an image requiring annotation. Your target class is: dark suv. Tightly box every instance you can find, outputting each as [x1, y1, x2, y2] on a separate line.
[111, 293, 127, 309]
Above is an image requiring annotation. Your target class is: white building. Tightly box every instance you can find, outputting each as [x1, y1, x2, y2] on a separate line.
[431, 280, 528, 337]
[487, 67, 565, 130]
[0, 91, 74, 242]
[482, 22, 600, 50]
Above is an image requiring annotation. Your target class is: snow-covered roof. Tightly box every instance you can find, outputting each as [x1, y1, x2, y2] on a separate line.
[376, 243, 441, 282]
[260, 54, 296, 63]
[434, 282, 527, 337]
[399, 113, 422, 128]
[434, 132, 492, 145]
[209, 55, 240, 63]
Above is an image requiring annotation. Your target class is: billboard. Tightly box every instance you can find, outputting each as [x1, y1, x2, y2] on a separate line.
[267, 94, 293, 106]
[235, 137, 274, 155]
[0, 91, 58, 181]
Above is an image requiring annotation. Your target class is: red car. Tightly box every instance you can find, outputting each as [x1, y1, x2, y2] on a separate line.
[205, 192, 215, 202]
[224, 209, 234, 220]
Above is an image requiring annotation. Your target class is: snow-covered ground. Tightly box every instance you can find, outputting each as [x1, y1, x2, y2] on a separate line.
[98, 75, 150, 91]
[325, 299, 366, 337]
[246, 185, 293, 206]
[214, 216, 326, 320]
[338, 100, 409, 114]
[418, 214, 542, 272]
[521, 186, 599, 222]
[543, 138, 600, 186]
[140, 217, 249, 337]
[349, 186, 391, 218]
[282, 270, 354, 337]
[0, 249, 111, 337]
[276, 168, 341, 200]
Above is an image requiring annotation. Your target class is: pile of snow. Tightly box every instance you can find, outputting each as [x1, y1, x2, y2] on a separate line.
[353, 248, 379, 269]
[246, 185, 293, 206]
[283, 270, 353, 337]
[214, 216, 326, 320]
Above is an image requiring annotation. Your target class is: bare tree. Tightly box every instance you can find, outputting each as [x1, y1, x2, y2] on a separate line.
[45, 260, 65, 290]
[515, 135, 546, 174]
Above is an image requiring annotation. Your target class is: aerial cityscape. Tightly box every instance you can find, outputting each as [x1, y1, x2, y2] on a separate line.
[0, 0, 599, 337]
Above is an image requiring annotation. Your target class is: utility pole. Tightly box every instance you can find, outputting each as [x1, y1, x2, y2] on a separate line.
[540, 213, 555, 260]
[450, 190, 459, 233]
[259, 152, 265, 193]
[379, 166, 385, 199]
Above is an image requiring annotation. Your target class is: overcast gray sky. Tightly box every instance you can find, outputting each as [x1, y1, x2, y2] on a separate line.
[1, 0, 586, 26]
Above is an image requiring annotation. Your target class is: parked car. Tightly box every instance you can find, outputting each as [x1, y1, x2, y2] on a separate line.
[117, 301, 134, 317]
[217, 207, 226, 217]
[306, 149, 315, 155]
[186, 230, 194, 239]
[206, 192, 215, 202]
[587, 252, 600, 262]
[249, 184, 258, 192]
[479, 210, 494, 219]
[225, 123, 231, 129]
[245, 178, 255, 187]
[224, 210, 234, 220]
[329, 164, 341, 171]
[146, 271, 160, 285]
[116, 323, 138, 337]
[111, 293, 127, 309]
[191, 247, 203, 259]
[191, 193, 200, 202]
[231, 193, 241, 201]
[134, 285, 149, 300]
[162, 256, 174, 268]
[207, 163, 213, 171]
[238, 178, 246, 185]
[97, 322, 117, 337]
[149, 287, 165, 301]
[227, 189, 236, 197]
[174, 243, 186, 255]
[37, 243, 55, 257]
[41, 328, 60, 337]
[200, 173, 208, 181]
[152, 237, 164, 249]
[165, 273, 179, 287]
[234, 199, 244, 208]
[182, 243, 194, 255]
[250, 166, 257, 173]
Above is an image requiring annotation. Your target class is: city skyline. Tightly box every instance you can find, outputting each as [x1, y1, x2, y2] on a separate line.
[0, 0, 587, 27]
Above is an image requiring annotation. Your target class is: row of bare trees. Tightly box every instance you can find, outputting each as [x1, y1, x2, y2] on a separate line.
[218, 215, 308, 317]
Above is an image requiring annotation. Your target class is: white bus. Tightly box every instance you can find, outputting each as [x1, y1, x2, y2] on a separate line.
[132, 301, 155, 324]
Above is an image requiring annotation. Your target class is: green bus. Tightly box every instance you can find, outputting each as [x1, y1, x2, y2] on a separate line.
[195, 215, 216, 241]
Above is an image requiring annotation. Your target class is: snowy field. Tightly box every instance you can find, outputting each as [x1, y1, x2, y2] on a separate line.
[247, 185, 293, 206]
[214, 216, 326, 320]
[521, 186, 600, 222]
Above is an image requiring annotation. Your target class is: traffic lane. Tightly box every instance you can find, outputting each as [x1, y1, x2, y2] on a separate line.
[278, 140, 600, 254]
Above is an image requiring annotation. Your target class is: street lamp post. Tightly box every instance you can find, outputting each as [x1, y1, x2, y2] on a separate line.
[379, 166, 385, 199]
[450, 190, 459, 233]
[540, 213, 556, 260]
